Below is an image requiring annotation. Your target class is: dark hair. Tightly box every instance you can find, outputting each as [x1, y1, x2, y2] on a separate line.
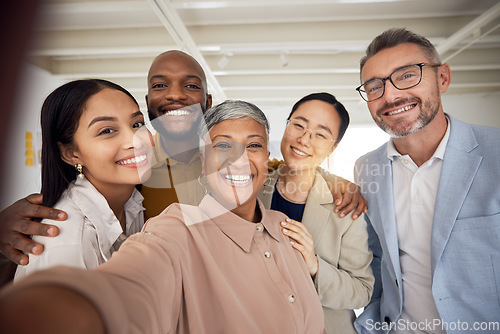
[287, 92, 350, 144]
[41, 79, 139, 207]
[360, 27, 441, 72]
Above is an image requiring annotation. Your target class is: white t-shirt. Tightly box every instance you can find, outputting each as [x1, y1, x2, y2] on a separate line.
[15, 177, 144, 281]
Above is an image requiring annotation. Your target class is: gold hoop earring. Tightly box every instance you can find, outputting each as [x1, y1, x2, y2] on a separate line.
[198, 175, 209, 195]
[262, 175, 273, 195]
[75, 164, 84, 179]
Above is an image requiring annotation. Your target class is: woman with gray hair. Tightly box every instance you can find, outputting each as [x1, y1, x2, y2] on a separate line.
[0, 100, 327, 334]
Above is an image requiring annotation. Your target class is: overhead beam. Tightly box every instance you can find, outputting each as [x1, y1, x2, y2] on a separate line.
[147, 0, 227, 102]
[437, 2, 500, 56]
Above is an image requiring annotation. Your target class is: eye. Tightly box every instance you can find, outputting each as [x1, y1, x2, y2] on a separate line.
[213, 142, 232, 151]
[399, 72, 416, 80]
[293, 122, 304, 130]
[98, 128, 115, 136]
[186, 84, 201, 89]
[133, 121, 145, 128]
[365, 81, 382, 93]
[247, 143, 264, 150]
[152, 83, 167, 89]
[315, 132, 327, 140]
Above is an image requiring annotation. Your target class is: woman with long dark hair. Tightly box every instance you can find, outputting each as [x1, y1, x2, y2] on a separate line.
[15, 79, 153, 280]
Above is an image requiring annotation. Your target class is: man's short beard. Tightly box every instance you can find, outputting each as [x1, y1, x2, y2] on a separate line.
[376, 96, 440, 138]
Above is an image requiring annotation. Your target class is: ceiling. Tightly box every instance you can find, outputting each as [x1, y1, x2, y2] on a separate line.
[26, 0, 500, 124]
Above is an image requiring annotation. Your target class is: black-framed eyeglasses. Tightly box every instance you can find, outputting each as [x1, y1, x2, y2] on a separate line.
[356, 62, 440, 102]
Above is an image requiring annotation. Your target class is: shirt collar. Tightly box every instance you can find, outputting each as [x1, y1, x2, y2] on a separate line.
[198, 195, 281, 253]
[70, 178, 144, 255]
[151, 132, 202, 168]
[386, 115, 451, 162]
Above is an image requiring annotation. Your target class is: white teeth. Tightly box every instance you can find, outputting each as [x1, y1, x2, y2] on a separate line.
[223, 174, 252, 183]
[166, 109, 190, 116]
[387, 105, 414, 116]
[117, 154, 147, 165]
[291, 147, 308, 157]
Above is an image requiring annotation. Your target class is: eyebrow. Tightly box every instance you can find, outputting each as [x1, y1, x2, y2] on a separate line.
[88, 116, 117, 128]
[88, 111, 142, 128]
[212, 134, 266, 141]
[131, 111, 143, 118]
[149, 74, 202, 83]
[293, 116, 333, 135]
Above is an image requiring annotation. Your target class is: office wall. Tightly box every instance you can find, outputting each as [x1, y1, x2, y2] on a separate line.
[0, 64, 65, 209]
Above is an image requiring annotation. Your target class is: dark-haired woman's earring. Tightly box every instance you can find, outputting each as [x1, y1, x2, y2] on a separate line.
[198, 174, 209, 195]
[75, 164, 85, 179]
[262, 176, 272, 195]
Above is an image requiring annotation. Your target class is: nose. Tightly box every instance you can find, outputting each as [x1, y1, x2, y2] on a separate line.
[164, 83, 187, 102]
[297, 129, 312, 146]
[123, 127, 147, 151]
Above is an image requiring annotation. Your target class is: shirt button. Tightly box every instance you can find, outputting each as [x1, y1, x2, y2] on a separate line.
[264, 251, 271, 258]
[288, 294, 295, 303]
[403, 160, 409, 164]
[256, 225, 263, 231]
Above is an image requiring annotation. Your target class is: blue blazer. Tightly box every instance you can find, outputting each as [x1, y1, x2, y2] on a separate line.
[353, 115, 500, 334]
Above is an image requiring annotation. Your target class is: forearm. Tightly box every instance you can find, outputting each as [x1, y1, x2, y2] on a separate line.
[0, 283, 105, 334]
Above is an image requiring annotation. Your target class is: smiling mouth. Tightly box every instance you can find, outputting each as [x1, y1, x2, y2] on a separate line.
[384, 104, 416, 116]
[163, 109, 192, 116]
[291, 147, 310, 157]
[222, 174, 253, 185]
[116, 154, 148, 166]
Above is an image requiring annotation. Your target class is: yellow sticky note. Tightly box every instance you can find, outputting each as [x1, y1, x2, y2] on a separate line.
[26, 132, 33, 140]
[26, 158, 34, 166]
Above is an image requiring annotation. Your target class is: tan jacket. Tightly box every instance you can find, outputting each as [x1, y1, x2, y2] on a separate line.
[259, 166, 374, 334]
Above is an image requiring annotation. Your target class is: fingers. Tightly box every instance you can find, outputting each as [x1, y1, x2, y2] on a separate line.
[280, 219, 313, 248]
[21, 201, 67, 221]
[334, 188, 355, 215]
[25, 193, 43, 205]
[334, 183, 368, 219]
[1, 244, 31, 266]
[353, 197, 368, 219]
[1, 224, 54, 265]
[0, 194, 63, 264]
[280, 219, 318, 276]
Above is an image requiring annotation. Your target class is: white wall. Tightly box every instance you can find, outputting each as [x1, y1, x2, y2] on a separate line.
[1, 66, 499, 208]
[0, 64, 65, 209]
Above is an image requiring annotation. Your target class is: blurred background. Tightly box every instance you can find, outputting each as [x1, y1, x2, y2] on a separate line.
[1, 0, 499, 208]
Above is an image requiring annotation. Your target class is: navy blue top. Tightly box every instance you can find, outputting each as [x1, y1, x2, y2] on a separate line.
[270, 183, 306, 222]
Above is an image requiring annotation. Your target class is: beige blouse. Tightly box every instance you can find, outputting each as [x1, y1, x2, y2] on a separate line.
[16, 195, 326, 334]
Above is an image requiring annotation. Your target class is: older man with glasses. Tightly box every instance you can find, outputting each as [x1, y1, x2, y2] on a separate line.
[353, 28, 500, 334]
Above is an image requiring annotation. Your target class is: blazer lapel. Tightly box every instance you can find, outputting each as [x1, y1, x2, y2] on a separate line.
[369, 151, 402, 278]
[431, 117, 482, 275]
[301, 173, 332, 243]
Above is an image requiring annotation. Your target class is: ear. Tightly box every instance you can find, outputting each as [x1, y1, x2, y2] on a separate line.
[437, 63, 451, 93]
[206, 94, 213, 110]
[145, 94, 149, 106]
[58, 142, 81, 166]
